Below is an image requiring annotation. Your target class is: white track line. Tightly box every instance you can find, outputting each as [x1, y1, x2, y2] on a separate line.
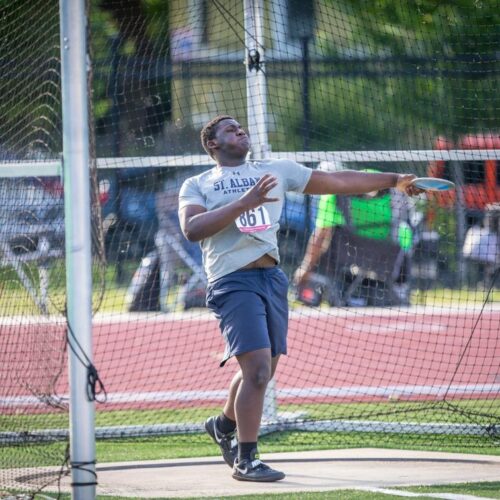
[1, 303, 500, 325]
[2, 382, 499, 406]
[356, 486, 497, 499]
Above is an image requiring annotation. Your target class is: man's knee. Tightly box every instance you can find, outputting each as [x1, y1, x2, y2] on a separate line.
[238, 349, 272, 389]
[248, 362, 272, 389]
[243, 359, 271, 389]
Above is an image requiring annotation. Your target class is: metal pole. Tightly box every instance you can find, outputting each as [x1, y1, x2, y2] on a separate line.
[109, 35, 126, 284]
[110, 35, 122, 158]
[301, 36, 312, 237]
[244, 0, 270, 159]
[243, 0, 277, 422]
[450, 161, 467, 286]
[301, 36, 311, 152]
[60, 1, 96, 499]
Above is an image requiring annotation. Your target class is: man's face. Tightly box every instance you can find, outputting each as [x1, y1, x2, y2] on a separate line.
[211, 119, 250, 158]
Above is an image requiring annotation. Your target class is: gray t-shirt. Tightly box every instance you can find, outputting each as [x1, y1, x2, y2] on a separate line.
[178, 159, 312, 282]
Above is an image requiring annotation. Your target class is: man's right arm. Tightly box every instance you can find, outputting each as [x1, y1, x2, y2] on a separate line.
[179, 174, 279, 242]
[179, 201, 248, 242]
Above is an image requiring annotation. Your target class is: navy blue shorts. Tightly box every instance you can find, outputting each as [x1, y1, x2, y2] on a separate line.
[206, 267, 289, 367]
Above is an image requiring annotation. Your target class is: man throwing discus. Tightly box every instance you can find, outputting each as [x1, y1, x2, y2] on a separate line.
[178, 115, 422, 482]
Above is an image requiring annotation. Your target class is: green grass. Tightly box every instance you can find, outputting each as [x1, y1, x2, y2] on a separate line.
[2, 423, 500, 467]
[91, 431, 499, 465]
[3, 399, 499, 432]
[1, 260, 499, 315]
[24, 481, 500, 499]
[405, 481, 500, 499]
[411, 286, 500, 307]
[2, 403, 499, 497]
[2, 264, 499, 498]
[2, 426, 499, 469]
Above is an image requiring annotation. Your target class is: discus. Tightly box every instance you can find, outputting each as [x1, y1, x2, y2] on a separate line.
[411, 177, 455, 191]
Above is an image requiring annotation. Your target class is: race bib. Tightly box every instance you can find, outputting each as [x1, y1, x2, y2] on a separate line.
[235, 206, 272, 233]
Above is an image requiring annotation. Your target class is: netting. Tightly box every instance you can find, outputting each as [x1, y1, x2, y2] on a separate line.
[0, 0, 102, 494]
[1, 0, 499, 496]
[0, 0, 69, 494]
[85, 0, 500, 454]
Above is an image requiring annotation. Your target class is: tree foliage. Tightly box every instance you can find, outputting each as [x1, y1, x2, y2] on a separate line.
[0, 0, 498, 156]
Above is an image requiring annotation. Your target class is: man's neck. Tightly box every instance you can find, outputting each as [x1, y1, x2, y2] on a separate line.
[216, 157, 247, 167]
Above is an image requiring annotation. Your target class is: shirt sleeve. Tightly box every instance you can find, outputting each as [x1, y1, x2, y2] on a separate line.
[178, 176, 206, 211]
[281, 160, 313, 193]
[315, 194, 345, 228]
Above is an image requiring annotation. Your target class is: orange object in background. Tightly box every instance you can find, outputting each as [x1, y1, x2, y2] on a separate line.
[427, 134, 500, 227]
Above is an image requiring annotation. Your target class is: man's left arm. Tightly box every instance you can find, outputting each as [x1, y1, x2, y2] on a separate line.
[303, 170, 421, 197]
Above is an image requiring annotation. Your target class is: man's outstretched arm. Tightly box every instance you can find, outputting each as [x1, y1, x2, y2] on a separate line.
[304, 170, 420, 196]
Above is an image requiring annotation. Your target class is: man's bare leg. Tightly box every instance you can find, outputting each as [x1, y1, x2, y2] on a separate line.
[231, 349, 285, 481]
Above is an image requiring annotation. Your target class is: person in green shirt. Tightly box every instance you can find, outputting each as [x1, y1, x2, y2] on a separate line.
[294, 164, 413, 305]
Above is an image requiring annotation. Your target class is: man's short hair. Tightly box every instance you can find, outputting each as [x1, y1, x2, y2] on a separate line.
[200, 115, 234, 158]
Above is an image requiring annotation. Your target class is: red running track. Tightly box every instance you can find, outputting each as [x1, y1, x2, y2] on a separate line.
[2, 307, 499, 408]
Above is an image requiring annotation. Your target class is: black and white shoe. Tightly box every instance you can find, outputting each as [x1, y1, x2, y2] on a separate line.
[204, 416, 238, 468]
[232, 450, 285, 482]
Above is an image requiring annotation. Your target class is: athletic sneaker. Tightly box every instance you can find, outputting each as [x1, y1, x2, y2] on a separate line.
[232, 450, 285, 482]
[204, 416, 238, 468]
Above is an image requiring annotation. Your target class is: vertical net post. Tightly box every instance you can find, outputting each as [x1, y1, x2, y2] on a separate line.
[450, 160, 467, 286]
[244, 0, 277, 422]
[244, 0, 270, 159]
[60, 1, 96, 498]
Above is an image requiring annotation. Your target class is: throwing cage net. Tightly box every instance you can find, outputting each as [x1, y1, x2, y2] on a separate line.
[1, 0, 499, 495]
[0, 0, 68, 494]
